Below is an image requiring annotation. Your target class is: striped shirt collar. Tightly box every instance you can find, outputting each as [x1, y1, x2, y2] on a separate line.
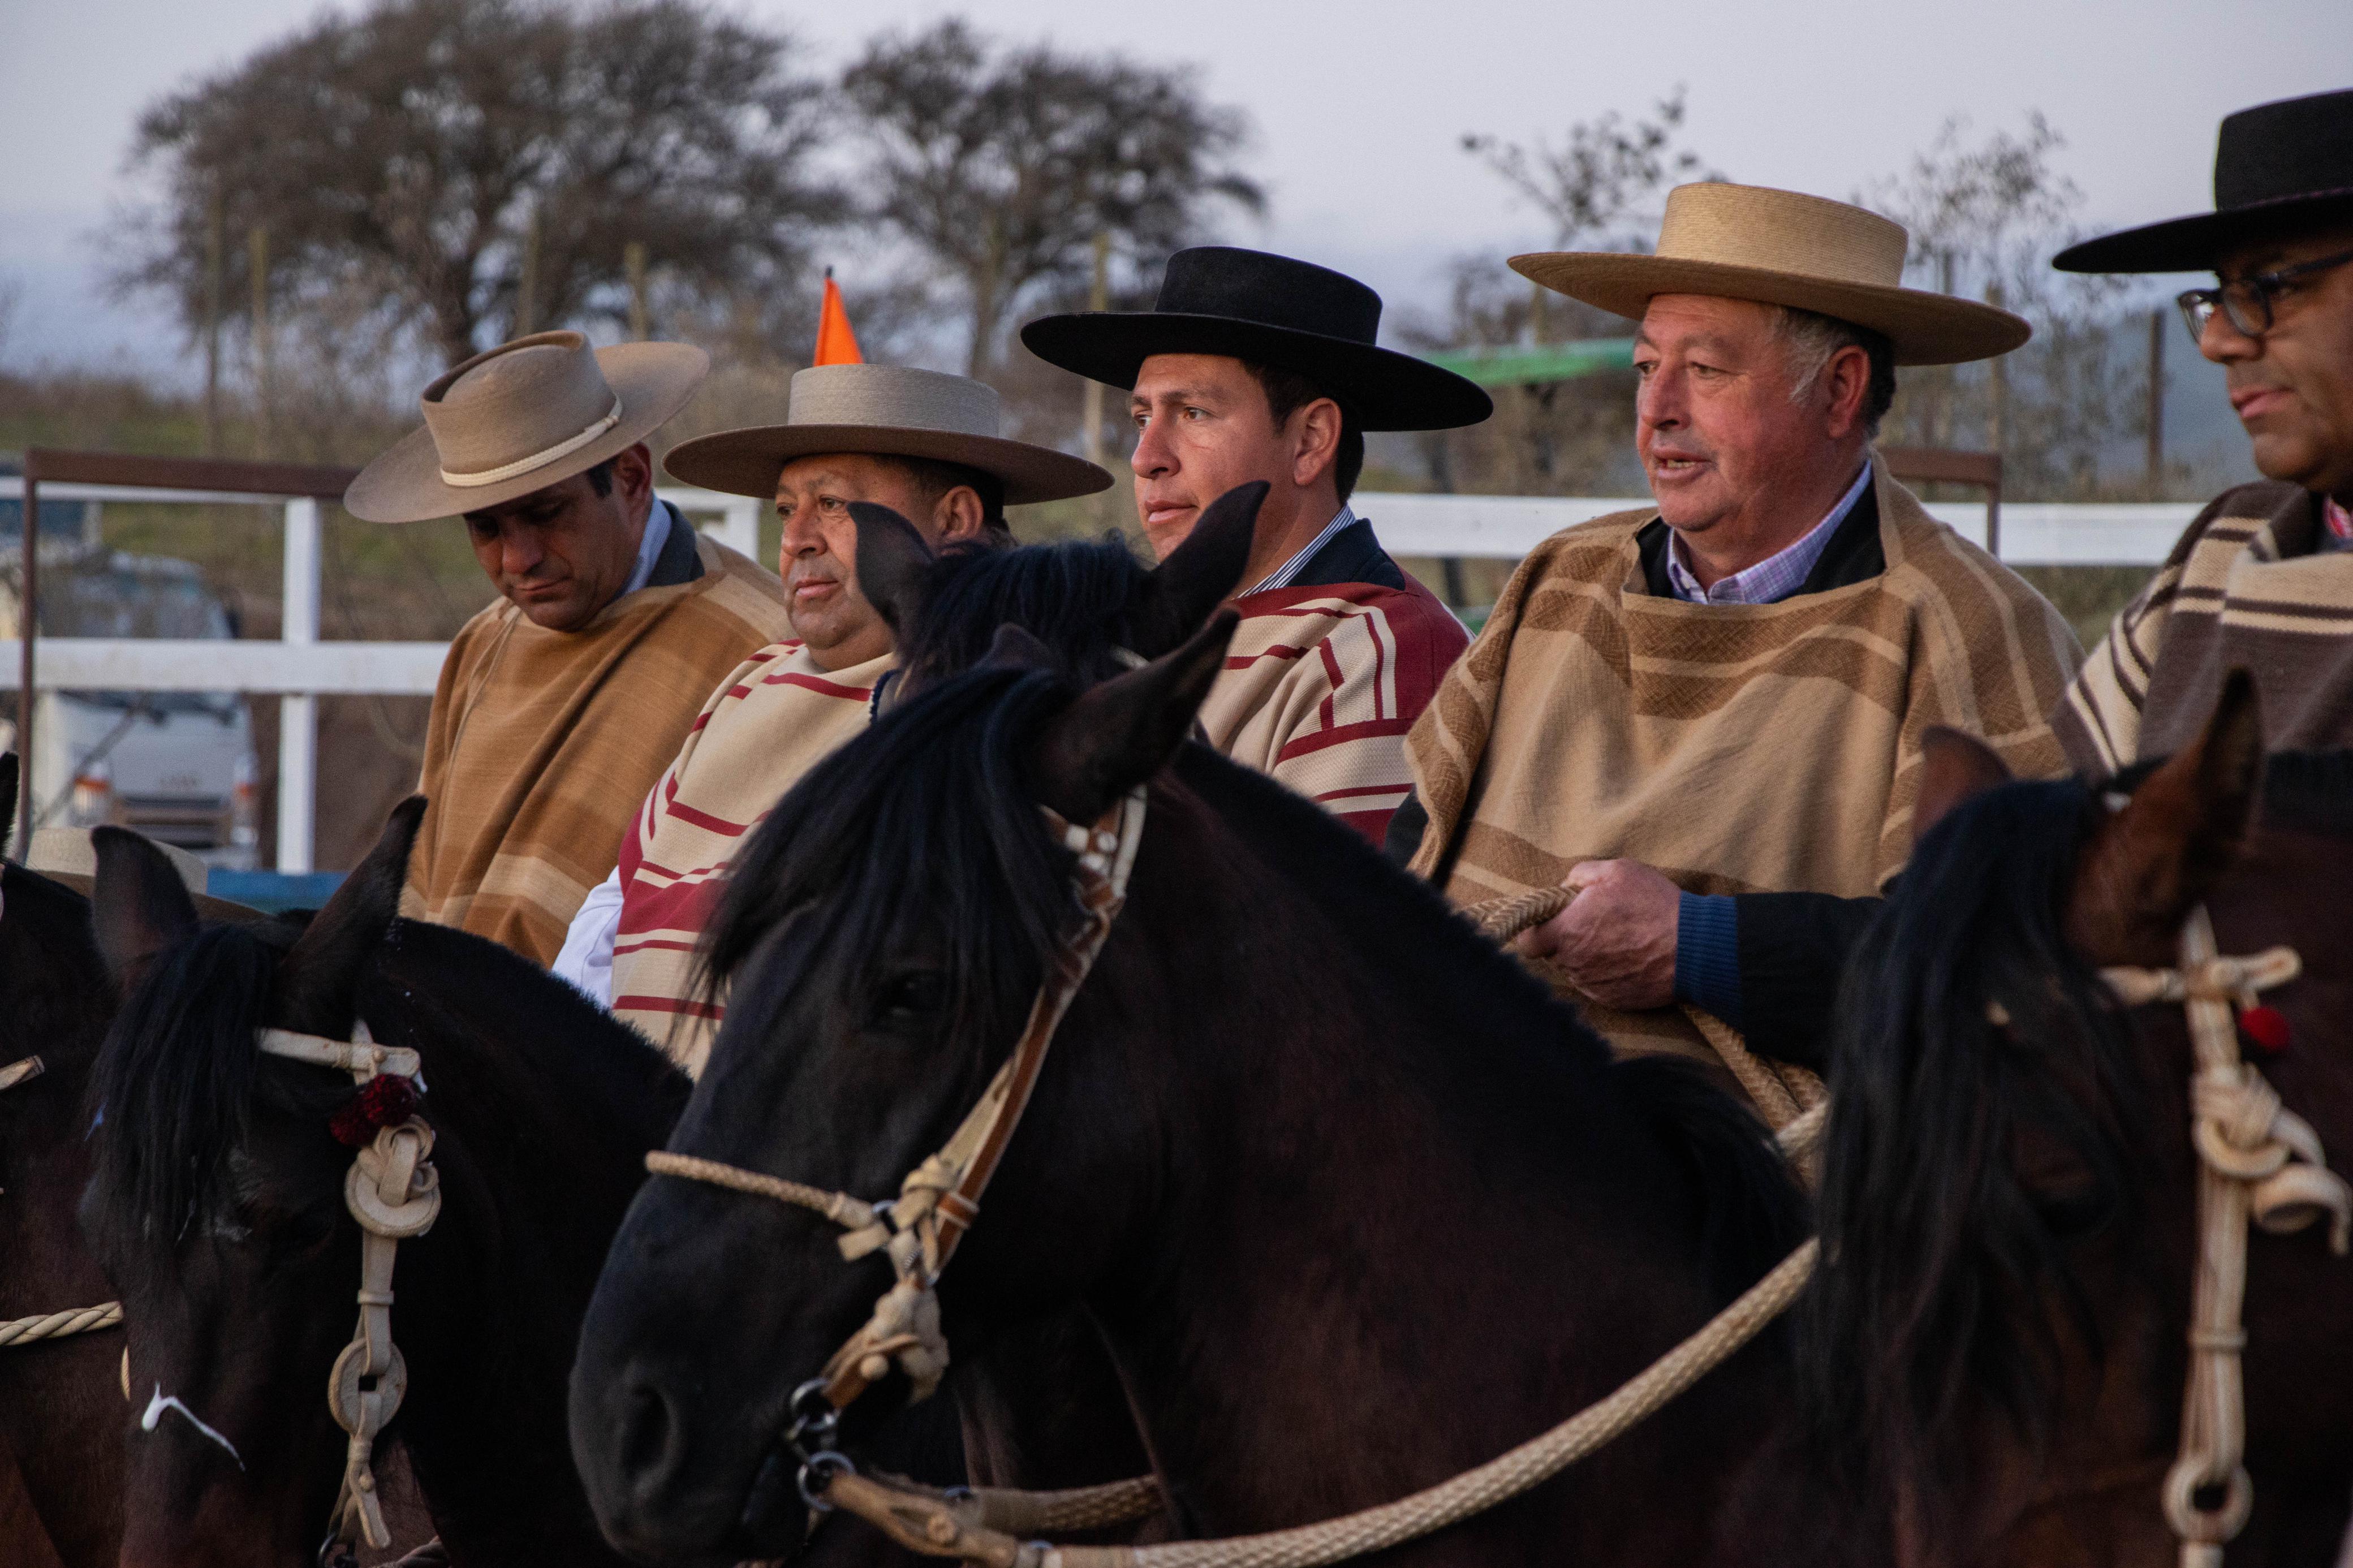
[1240, 503, 1358, 596]
[1665, 462, 1872, 606]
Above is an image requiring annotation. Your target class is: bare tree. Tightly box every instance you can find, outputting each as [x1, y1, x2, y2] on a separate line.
[113, 0, 844, 370]
[1862, 114, 2145, 497]
[1464, 87, 1718, 254]
[841, 20, 1262, 377]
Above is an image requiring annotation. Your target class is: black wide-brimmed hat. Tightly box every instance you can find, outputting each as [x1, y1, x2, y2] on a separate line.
[2055, 89, 2353, 273]
[1020, 247, 1492, 431]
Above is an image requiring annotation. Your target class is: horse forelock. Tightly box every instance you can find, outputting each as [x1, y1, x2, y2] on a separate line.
[1803, 776, 2144, 1514]
[895, 533, 1148, 690]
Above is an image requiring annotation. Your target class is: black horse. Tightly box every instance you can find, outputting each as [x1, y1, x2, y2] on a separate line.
[570, 610, 1840, 1563]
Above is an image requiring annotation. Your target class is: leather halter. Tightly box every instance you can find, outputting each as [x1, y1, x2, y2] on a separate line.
[645, 786, 1148, 1414]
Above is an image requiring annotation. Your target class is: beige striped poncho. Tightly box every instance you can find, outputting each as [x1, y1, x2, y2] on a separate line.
[2057, 482, 2353, 770]
[404, 536, 791, 967]
[1403, 464, 2079, 1059]
[609, 643, 887, 1072]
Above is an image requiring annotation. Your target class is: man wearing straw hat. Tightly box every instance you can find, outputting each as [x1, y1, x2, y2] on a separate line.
[550, 363, 1111, 1072]
[1022, 246, 1492, 843]
[1395, 183, 2080, 1065]
[346, 331, 791, 967]
[2052, 88, 2353, 768]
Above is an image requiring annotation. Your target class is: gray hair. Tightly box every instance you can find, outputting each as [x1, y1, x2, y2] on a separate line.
[1771, 306, 1896, 437]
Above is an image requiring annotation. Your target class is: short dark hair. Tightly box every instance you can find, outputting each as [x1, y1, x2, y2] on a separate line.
[873, 453, 1009, 533]
[581, 456, 618, 498]
[1773, 308, 1897, 437]
[1240, 361, 1364, 502]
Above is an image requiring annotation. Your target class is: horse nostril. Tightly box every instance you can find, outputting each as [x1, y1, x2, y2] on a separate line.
[615, 1374, 684, 1497]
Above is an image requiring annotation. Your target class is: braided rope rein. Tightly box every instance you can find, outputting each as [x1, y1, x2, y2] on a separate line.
[0, 1053, 126, 1351]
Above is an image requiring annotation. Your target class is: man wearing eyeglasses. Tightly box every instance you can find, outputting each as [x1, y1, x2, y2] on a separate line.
[2054, 88, 2353, 769]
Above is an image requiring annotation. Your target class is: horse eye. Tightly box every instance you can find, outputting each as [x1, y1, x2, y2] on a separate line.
[874, 971, 946, 1022]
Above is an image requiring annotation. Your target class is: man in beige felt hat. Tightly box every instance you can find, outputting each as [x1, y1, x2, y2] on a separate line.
[1391, 182, 2081, 1069]
[347, 331, 791, 967]
[549, 362, 1111, 1071]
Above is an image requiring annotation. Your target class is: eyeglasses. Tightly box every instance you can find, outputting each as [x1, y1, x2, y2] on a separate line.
[2177, 245, 2353, 345]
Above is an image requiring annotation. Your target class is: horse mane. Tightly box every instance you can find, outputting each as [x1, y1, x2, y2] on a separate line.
[88, 917, 325, 1236]
[703, 660, 1807, 1302]
[895, 533, 1147, 689]
[1801, 775, 2144, 1509]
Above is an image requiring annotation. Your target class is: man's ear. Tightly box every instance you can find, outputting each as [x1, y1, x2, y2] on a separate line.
[611, 441, 656, 506]
[91, 828, 201, 990]
[1912, 726, 2015, 847]
[2064, 669, 2264, 964]
[1128, 481, 1265, 657]
[274, 796, 426, 1035]
[849, 501, 936, 636]
[1025, 609, 1239, 822]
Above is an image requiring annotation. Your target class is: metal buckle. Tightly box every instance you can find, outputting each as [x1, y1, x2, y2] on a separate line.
[798, 1450, 855, 1513]
[784, 1377, 838, 1462]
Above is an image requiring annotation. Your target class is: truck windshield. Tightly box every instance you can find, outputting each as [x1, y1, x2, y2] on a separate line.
[38, 563, 240, 716]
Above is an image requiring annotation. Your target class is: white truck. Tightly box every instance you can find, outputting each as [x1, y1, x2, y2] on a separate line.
[0, 549, 261, 868]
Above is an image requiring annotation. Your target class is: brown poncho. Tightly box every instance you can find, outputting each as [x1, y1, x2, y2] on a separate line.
[404, 536, 791, 966]
[2057, 482, 2353, 770]
[1403, 463, 2079, 1059]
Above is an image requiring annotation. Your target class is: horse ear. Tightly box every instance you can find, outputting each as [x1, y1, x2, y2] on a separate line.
[1911, 726, 2014, 847]
[0, 752, 16, 859]
[274, 795, 427, 1034]
[2064, 669, 2264, 964]
[91, 826, 201, 989]
[849, 501, 936, 636]
[984, 623, 1057, 673]
[1128, 480, 1266, 656]
[1027, 609, 1238, 822]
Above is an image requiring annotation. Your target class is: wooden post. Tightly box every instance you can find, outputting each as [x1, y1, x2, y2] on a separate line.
[248, 225, 273, 458]
[1083, 231, 1110, 523]
[2147, 308, 2166, 481]
[1984, 279, 2006, 463]
[625, 241, 649, 341]
[15, 468, 33, 856]
[203, 187, 224, 458]
[518, 209, 541, 337]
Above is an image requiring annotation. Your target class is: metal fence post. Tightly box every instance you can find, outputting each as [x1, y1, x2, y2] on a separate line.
[277, 496, 320, 873]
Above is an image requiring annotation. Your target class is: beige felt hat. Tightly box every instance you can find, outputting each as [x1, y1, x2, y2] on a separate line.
[346, 331, 710, 523]
[1512, 182, 2031, 366]
[25, 827, 263, 923]
[663, 364, 1113, 507]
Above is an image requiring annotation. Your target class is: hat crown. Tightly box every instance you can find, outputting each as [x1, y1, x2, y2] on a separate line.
[2214, 88, 2353, 211]
[1154, 247, 1384, 348]
[419, 331, 622, 485]
[786, 364, 1005, 440]
[1653, 183, 1911, 291]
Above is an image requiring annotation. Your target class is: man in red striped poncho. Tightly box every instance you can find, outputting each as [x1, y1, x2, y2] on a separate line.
[1022, 247, 1493, 841]
[550, 363, 1111, 1072]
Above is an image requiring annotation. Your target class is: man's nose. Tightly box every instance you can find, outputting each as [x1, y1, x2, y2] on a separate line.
[779, 510, 823, 557]
[1130, 415, 1173, 479]
[500, 527, 546, 578]
[2199, 306, 2260, 366]
[1635, 369, 1681, 430]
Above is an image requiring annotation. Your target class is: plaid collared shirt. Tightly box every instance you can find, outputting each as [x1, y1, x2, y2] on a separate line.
[1665, 463, 1872, 605]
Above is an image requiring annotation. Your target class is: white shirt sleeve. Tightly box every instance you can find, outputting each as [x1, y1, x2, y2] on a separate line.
[551, 865, 625, 1009]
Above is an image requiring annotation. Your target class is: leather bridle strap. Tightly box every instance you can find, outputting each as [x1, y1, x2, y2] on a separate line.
[645, 786, 1148, 1414]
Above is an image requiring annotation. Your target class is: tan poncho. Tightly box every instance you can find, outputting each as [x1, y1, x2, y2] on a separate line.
[609, 642, 887, 1073]
[1404, 464, 2079, 1058]
[404, 536, 791, 966]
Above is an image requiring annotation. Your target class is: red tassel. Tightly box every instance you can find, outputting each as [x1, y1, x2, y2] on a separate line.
[2238, 1005, 2291, 1056]
[329, 1075, 420, 1147]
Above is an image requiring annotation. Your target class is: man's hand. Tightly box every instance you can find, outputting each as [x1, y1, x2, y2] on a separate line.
[1517, 859, 1680, 1010]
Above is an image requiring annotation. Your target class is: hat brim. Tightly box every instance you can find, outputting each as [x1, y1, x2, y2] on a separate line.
[32, 868, 266, 925]
[2052, 188, 2353, 274]
[345, 342, 711, 523]
[662, 425, 1113, 509]
[1018, 313, 1493, 431]
[1509, 254, 2031, 366]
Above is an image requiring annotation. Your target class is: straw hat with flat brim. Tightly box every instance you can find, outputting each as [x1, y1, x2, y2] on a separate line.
[663, 364, 1113, 507]
[346, 331, 710, 524]
[1513, 183, 2031, 367]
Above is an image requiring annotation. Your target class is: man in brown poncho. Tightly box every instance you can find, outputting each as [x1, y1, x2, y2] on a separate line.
[1390, 184, 2081, 1065]
[2050, 89, 2353, 769]
[344, 332, 790, 966]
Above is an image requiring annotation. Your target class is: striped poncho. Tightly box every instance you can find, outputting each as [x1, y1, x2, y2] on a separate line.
[403, 536, 790, 966]
[2057, 482, 2353, 770]
[608, 643, 886, 1072]
[1403, 463, 2079, 1061]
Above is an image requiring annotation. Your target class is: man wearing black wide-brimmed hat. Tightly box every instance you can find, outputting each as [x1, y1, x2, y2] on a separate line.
[2054, 88, 2353, 770]
[1023, 247, 1492, 844]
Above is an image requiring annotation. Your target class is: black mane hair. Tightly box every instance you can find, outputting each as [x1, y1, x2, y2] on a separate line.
[88, 917, 327, 1235]
[895, 534, 1147, 690]
[1801, 774, 2143, 1507]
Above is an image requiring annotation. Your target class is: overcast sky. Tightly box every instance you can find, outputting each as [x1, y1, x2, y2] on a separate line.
[2, 0, 2345, 378]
